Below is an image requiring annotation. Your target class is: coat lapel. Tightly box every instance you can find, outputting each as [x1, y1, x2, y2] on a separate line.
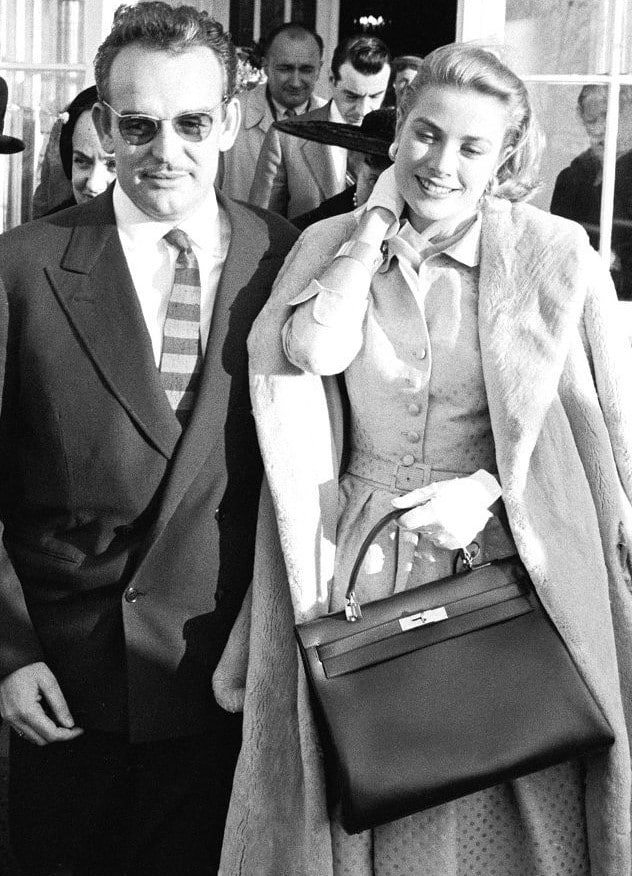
[45, 193, 182, 458]
[302, 139, 339, 200]
[300, 103, 339, 199]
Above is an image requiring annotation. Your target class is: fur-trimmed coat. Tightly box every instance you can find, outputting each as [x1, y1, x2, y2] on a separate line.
[214, 198, 632, 875]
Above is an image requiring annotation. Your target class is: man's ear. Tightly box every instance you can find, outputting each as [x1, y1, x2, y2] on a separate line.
[92, 102, 115, 152]
[218, 98, 241, 153]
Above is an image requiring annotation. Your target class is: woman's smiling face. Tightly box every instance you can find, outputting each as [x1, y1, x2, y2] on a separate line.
[394, 84, 510, 234]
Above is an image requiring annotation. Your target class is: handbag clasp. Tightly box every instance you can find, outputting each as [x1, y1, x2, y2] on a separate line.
[399, 606, 448, 631]
[345, 592, 363, 622]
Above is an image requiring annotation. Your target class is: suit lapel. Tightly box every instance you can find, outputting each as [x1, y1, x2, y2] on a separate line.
[300, 103, 339, 199]
[45, 193, 182, 458]
[302, 138, 339, 199]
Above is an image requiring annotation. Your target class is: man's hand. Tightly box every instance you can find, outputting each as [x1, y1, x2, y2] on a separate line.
[0, 662, 84, 746]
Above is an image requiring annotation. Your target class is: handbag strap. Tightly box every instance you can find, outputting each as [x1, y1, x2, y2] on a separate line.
[344, 509, 475, 623]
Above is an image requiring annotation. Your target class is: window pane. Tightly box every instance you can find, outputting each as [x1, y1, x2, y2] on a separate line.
[505, 0, 609, 76]
[1, 69, 85, 229]
[620, 2, 632, 73]
[1, 0, 84, 65]
[532, 81, 632, 300]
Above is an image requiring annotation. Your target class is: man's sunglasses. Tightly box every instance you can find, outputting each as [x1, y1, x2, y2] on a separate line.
[101, 98, 228, 145]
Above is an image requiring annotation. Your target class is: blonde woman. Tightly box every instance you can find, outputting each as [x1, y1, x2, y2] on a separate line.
[215, 44, 632, 875]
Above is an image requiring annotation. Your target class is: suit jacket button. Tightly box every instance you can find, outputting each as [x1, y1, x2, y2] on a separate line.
[124, 586, 139, 604]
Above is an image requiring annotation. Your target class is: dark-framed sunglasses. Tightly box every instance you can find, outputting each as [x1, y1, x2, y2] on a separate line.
[101, 98, 229, 145]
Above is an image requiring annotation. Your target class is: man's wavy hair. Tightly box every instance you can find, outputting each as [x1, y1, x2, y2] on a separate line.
[331, 35, 391, 83]
[94, 2, 237, 103]
[398, 43, 543, 202]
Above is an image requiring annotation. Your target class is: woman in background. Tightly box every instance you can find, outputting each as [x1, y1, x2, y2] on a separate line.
[36, 85, 116, 215]
[550, 84, 632, 299]
[53, 85, 116, 210]
[215, 43, 632, 875]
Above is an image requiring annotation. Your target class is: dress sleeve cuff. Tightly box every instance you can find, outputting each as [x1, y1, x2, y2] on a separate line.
[288, 279, 369, 327]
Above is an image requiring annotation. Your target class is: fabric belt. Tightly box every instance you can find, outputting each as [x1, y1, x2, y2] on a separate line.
[345, 450, 479, 493]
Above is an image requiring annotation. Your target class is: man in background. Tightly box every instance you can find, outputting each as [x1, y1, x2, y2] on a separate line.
[249, 34, 391, 220]
[218, 22, 325, 202]
[0, 4, 297, 874]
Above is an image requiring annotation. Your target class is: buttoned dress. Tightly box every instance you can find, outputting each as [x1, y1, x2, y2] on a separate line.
[283, 216, 590, 875]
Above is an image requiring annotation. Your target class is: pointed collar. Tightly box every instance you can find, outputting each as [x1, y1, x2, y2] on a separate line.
[381, 212, 482, 274]
[112, 182, 223, 256]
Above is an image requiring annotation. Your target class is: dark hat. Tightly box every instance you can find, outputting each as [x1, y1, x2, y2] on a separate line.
[59, 85, 99, 179]
[0, 77, 25, 154]
[273, 107, 396, 158]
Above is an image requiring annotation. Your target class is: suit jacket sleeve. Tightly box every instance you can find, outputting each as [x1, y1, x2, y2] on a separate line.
[0, 278, 46, 677]
[249, 126, 289, 216]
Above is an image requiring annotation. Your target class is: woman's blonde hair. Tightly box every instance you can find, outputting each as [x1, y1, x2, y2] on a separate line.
[398, 43, 542, 202]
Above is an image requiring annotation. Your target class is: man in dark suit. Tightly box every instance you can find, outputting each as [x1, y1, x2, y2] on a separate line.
[249, 35, 391, 220]
[0, 4, 297, 874]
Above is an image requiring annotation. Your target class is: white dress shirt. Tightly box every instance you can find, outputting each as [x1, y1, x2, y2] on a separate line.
[329, 101, 349, 189]
[112, 183, 231, 365]
[270, 95, 309, 119]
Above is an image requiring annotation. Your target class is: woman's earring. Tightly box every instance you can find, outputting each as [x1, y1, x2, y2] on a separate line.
[388, 142, 398, 162]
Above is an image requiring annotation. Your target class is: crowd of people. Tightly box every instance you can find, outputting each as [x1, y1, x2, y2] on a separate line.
[0, 2, 631, 875]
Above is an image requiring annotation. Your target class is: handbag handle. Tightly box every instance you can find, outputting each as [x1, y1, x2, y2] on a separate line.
[344, 509, 475, 623]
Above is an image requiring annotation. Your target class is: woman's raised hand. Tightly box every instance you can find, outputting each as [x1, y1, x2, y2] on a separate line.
[363, 165, 405, 228]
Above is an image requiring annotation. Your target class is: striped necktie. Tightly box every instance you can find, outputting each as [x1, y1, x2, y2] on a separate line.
[159, 228, 203, 426]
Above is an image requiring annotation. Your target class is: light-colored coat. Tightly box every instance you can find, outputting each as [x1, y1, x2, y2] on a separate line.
[214, 199, 632, 875]
[218, 83, 326, 203]
[248, 101, 345, 219]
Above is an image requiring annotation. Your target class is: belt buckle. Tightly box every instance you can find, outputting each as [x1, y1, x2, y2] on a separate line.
[395, 461, 431, 492]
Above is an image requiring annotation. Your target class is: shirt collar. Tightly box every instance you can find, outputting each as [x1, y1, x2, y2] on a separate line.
[269, 94, 309, 118]
[329, 100, 346, 125]
[112, 182, 222, 255]
[381, 212, 482, 273]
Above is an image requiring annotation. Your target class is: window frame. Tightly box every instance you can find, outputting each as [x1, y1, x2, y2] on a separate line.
[457, 0, 630, 292]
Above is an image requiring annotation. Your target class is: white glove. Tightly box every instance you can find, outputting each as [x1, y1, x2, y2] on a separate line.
[364, 165, 405, 236]
[391, 470, 502, 550]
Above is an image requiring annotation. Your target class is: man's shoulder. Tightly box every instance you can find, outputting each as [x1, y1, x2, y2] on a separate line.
[274, 102, 332, 156]
[221, 194, 299, 249]
[0, 193, 116, 285]
[0, 196, 109, 254]
[309, 94, 328, 111]
[238, 83, 269, 129]
[297, 102, 331, 122]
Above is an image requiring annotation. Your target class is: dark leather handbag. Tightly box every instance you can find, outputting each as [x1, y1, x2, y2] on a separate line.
[294, 509, 615, 834]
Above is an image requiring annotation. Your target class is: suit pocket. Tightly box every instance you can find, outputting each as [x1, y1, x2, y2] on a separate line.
[5, 533, 84, 601]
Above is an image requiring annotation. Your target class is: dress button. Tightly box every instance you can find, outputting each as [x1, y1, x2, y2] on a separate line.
[408, 431, 421, 443]
[417, 348, 427, 360]
[124, 587, 139, 604]
[407, 403, 421, 416]
[401, 454, 415, 466]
